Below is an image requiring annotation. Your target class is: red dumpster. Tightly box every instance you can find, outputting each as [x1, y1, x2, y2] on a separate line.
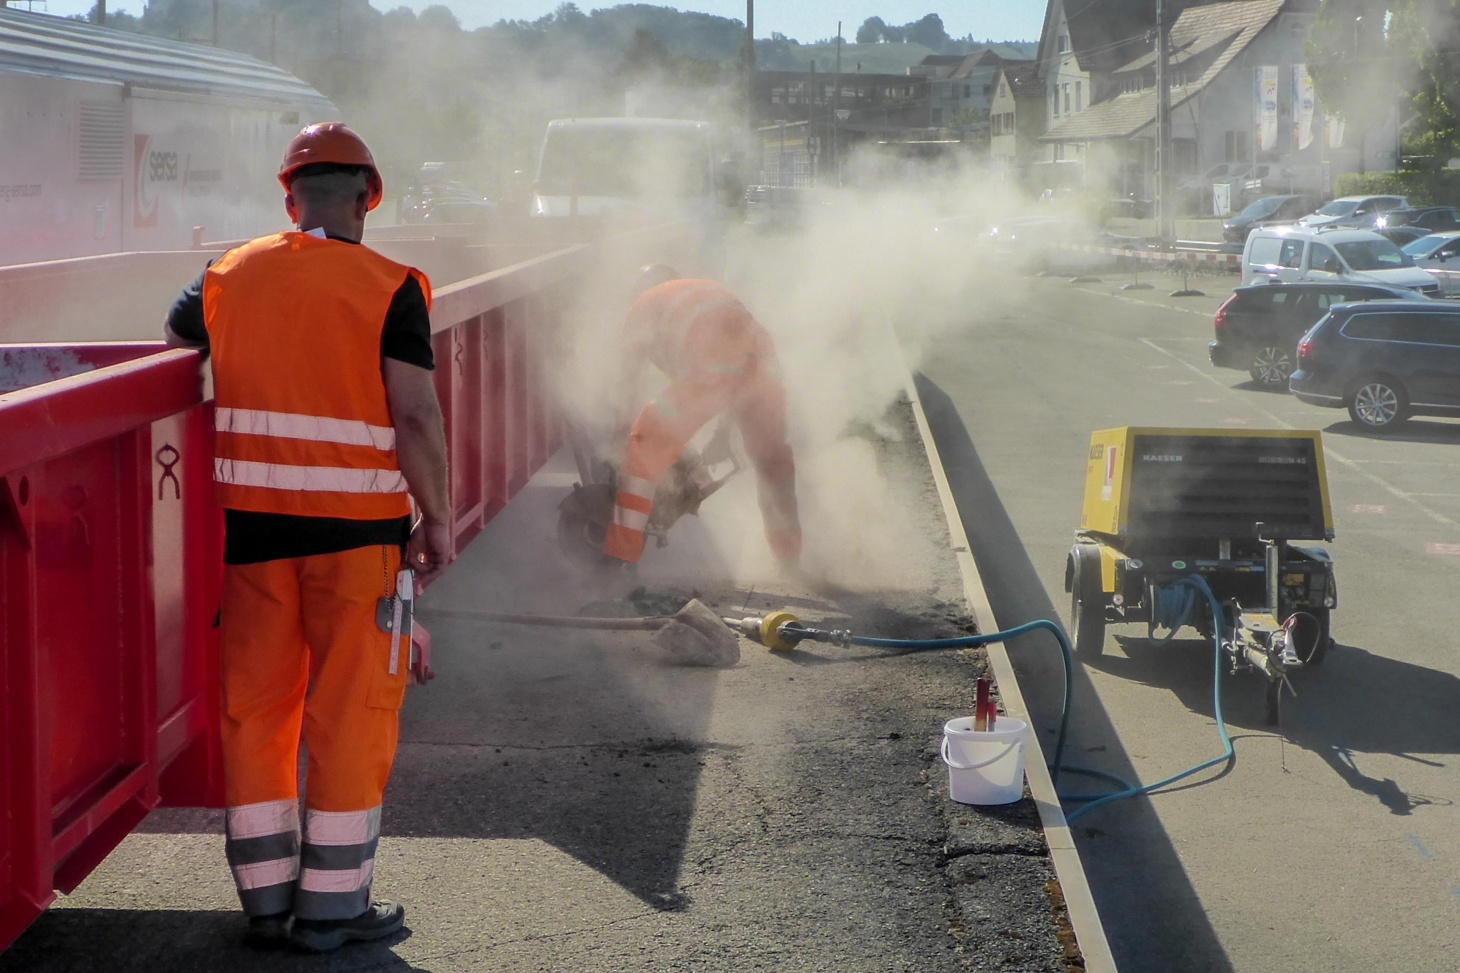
[0, 343, 222, 952]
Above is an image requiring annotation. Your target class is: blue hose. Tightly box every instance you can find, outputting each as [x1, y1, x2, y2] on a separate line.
[1063, 574, 1234, 822]
[781, 573, 1236, 821]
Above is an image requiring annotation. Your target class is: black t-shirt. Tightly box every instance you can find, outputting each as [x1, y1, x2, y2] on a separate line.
[166, 236, 434, 564]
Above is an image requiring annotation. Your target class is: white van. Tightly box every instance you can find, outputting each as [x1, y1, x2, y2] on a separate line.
[531, 117, 727, 220]
[1240, 225, 1441, 294]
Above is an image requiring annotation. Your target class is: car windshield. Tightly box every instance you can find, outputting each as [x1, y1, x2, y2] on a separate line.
[1236, 197, 1286, 220]
[1334, 239, 1416, 270]
[1315, 199, 1360, 217]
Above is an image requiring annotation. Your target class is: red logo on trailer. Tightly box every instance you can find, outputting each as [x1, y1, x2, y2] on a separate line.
[134, 135, 157, 228]
[1101, 445, 1118, 501]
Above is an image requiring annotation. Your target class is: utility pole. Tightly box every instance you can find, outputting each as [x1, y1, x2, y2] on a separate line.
[745, 0, 756, 132]
[1153, 0, 1173, 246]
[95, 1, 105, 25]
[833, 22, 841, 188]
[212, 0, 220, 46]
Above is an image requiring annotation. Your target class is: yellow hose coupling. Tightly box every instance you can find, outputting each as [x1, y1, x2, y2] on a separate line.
[759, 610, 800, 651]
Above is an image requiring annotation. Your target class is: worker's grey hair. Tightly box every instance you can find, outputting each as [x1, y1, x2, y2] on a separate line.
[289, 166, 370, 208]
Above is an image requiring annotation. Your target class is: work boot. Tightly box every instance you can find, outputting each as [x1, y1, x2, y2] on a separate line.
[289, 900, 405, 953]
[243, 911, 290, 949]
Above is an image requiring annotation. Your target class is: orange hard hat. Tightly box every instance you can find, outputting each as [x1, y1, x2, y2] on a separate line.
[277, 122, 383, 210]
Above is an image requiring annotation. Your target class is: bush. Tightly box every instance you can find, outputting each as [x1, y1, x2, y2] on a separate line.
[1333, 170, 1460, 206]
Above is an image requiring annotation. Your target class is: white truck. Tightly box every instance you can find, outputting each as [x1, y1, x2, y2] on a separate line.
[0, 8, 336, 266]
[531, 116, 733, 222]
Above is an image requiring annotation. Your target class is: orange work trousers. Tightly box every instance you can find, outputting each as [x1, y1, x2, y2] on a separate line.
[219, 544, 409, 920]
[603, 368, 801, 564]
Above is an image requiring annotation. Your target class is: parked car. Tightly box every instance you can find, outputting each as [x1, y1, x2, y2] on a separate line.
[1297, 195, 1409, 229]
[1222, 194, 1325, 245]
[1209, 281, 1425, 388]
[1401, 231, 1460, 297]
[1376, 206, 1460, 245]
[1290, 300, 1460, 430]
[1241, 226, 1441, 293]
[744, 184, 812, 230]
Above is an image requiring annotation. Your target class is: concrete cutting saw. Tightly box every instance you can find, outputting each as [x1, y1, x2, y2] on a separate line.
[557, 418, 743, 567]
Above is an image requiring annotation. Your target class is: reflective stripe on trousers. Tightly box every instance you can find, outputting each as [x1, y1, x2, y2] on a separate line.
[296, 807, 382, 920]
[225, 799, 300, 917]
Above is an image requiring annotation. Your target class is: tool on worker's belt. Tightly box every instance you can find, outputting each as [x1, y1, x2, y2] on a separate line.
[557, 418, 743, 566]
[1065, 428, 1338, 724]
[388, 566, 412, 677]
[377, 566, 434, 685]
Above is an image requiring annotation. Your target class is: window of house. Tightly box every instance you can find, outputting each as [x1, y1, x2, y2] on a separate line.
[1075, 80, 1082, 112]
[965, 85, 972, 98]
[1063, 83, 1070, 114]
[1053, 88, 1060, 117]
[1059, 33, 1069, 53]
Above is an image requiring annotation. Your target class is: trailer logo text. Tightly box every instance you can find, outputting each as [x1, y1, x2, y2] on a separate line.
[134, 134, 179, 229]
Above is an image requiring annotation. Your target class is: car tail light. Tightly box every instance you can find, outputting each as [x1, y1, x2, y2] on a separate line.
[1297, 337, 1313, 360]
[1213, 295, 1235, 333]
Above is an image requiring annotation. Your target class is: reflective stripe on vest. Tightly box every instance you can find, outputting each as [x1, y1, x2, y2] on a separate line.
[216, 407, 397, 451]
[215, 459, 408, 495]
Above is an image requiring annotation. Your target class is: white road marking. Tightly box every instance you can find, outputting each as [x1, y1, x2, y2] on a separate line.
[1138, 336, 1460, 533]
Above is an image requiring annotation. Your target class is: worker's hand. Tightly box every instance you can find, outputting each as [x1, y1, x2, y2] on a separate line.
[408, 521, 455, 593]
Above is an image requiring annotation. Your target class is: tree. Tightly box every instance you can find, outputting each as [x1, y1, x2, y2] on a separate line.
[1305, 0, 1393, 139]
[417, 5, 460, 32]
[1390, 0, 1460, 160]
[856, 16, 886, 44]
[906, 13, 948, 50]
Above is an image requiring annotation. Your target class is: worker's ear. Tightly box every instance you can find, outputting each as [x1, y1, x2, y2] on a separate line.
[353, 193, 370, 221]
[284, 193, 298, 224]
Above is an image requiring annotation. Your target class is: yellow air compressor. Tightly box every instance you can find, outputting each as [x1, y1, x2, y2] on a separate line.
[1065, 427, 1337, 723]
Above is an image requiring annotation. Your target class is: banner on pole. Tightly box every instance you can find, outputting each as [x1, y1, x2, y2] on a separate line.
[1293, 64, 1315, 150]
[1257, 65, 1279, 152]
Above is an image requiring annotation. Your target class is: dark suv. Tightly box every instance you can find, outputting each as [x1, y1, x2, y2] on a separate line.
[1289, 301, 1460, 430]
[1222, 194, 1323, 245]
[1209, 282, 1424, 388]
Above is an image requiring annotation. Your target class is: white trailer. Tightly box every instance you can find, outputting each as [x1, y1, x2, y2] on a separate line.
[0, 8, 336, 266]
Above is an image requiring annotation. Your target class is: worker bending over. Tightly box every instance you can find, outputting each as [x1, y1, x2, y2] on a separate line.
[604, 266, 801, 565]
[164, 123, 451, 953]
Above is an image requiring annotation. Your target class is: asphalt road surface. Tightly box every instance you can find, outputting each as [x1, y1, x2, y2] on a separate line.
[916, 265, 1460, 973]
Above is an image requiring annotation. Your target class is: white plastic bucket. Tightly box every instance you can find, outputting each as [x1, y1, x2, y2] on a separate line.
[941, 716, 1028, 805]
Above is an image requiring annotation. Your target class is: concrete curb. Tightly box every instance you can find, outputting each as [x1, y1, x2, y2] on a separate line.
[900, 364, 1119, 973]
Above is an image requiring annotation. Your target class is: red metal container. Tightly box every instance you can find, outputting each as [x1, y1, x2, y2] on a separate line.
[0, 228, 684, 954]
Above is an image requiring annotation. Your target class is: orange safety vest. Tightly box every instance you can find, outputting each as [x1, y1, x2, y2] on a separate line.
[203, 231, 432, 520]
[624, 278, 768, 379]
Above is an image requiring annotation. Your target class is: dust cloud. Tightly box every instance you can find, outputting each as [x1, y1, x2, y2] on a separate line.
[547, 141, 1044, 592]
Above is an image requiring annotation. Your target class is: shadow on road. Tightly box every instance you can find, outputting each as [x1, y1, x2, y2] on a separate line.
[1102, 630, 1460, 816]
[1321, 417, 1460, 445]
[913, 371, 1238, 973]
[0, 909, 431, 972]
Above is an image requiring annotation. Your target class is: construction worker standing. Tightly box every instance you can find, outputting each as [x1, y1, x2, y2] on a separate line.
[164, 123, 451, 952]
[604, 266, 801, 565]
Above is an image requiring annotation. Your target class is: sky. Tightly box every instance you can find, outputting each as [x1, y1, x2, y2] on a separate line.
[25, 1, 1046, 44]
